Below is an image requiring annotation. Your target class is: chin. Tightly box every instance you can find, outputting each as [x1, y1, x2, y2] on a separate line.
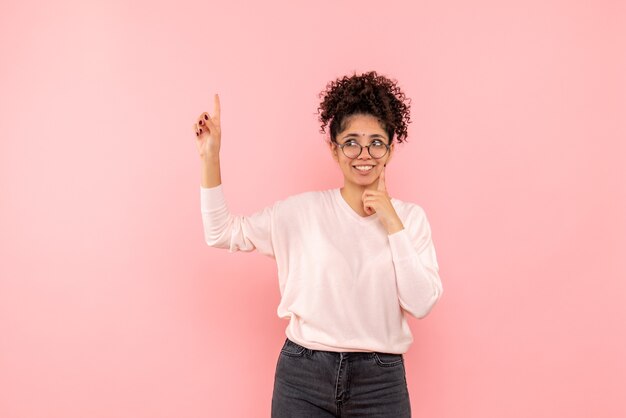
[350, 177, 376, 188]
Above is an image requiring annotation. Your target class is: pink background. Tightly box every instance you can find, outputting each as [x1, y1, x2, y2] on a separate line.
[1, 0, 625, 417]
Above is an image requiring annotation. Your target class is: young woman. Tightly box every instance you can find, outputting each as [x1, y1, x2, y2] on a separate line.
[193, 71, 443, 418]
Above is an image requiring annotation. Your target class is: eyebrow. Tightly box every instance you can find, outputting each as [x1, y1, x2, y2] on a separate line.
[342, 133, 387, 139]
[340, 133, 389, 145]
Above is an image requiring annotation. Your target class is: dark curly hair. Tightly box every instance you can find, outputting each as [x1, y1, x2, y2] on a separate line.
[317, 70, 412, 144]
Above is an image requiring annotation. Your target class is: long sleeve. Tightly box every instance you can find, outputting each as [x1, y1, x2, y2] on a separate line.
[199, 186, 441, 353]
[387, 206, 443, 319]
[200, 185, 277, 258]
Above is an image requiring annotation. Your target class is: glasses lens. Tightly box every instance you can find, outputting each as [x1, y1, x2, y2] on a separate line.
[369, 142, 388, 159]
[342, 143, 361, 158]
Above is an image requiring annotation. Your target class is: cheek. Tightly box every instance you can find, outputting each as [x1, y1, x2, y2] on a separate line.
[337, 156, 350, 166]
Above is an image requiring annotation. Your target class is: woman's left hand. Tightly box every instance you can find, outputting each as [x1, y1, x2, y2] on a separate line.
[362, 169, 405, 235]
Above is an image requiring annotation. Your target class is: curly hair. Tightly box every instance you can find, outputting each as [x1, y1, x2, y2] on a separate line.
[317, 70, 412, 144]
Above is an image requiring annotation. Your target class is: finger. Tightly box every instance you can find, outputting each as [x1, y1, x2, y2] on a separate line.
[197, 116, 217, 136]
[362, 196, 379, 207]
[362, 191, 378, 207]
[377, 168, 387, 192]
[200, 110, 217, 132]
[192, 123, 200, 136]
[213, 94, 221, 125]
[362, 190, 384, 199]
[204, 115, 216, 131]
[362, 195, 377, 214]
[198, 112, 210, 128]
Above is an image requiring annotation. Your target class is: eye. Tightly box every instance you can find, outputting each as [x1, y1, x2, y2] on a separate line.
[344, 140, 359, 147]
[371, 140, 386, 148]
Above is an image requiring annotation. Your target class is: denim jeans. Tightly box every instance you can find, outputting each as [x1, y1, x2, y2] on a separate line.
[271, 338, 411, 417]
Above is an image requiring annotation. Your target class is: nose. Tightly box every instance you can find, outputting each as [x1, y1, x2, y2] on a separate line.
[356, 146, 373, 160]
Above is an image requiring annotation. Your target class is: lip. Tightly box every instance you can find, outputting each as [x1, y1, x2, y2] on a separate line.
[352, 164, 376, 175]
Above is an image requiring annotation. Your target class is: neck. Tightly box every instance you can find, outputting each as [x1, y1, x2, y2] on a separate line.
[339, 181, 379, 217]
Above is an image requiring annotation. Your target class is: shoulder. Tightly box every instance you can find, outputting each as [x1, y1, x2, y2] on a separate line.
[280, 188, 334, 206]
[390, 196, 433, 235]
[272, 188, 335, 213]
[390, 196, 428, 221]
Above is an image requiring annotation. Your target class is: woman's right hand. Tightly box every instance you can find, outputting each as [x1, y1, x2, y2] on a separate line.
[193, 93, 221, 159]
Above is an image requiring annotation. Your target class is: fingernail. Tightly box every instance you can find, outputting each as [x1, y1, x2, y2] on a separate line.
[199, 128, 203, 133]
[199, 120, 204, 125]
[196, 132, 199, 136]
[204, 115, 208, 120]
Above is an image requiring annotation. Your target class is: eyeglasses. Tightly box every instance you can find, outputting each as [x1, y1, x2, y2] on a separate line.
[333, 139, 390, 159]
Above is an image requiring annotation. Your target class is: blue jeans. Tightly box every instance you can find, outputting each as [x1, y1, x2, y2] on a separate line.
[271, 338, 411, 417]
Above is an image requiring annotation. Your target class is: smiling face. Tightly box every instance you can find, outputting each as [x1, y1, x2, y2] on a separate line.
[330, 113, 394, 189]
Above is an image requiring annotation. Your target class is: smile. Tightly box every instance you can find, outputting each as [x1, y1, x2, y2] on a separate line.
[353, 165, 374, 172]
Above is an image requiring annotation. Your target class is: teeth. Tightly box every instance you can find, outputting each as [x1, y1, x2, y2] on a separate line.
[354, 165, 374, 171]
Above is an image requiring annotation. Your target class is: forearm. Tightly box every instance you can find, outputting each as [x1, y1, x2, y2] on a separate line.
[201, 154, 221, 188]
[394, 255, 443, 318]
[388, 229, 443, 318]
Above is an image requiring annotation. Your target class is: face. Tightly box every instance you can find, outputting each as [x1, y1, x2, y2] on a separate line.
[330, 113, 394, 188]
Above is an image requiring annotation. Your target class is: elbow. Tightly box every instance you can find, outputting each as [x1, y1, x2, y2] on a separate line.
[203, 228, 229, 249]
[202, 216, 235, 249]
[201, 211, 233, 249]
[404, 285, 443, 319]
[203, 228, 218, 247]
[204, 236, 219, 247]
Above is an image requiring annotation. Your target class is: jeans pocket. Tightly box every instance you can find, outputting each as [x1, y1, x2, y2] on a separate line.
[372, 352, 404, 367]
[280, 339, 307, 358]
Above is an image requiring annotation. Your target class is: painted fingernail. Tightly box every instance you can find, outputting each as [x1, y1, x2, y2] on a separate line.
[199, 120, 204, 125]
[204, 115, 208, 120]
[196, 131, 199, 136]
[199, 128, 203, 133]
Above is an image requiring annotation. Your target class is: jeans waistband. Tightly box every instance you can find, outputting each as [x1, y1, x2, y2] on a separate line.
[284, 338, 402, 358]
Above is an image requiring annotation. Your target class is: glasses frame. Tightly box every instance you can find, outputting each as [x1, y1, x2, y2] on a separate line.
[333, 138, 391, 159]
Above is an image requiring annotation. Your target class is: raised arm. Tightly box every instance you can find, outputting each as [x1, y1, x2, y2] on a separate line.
[194, 94, 276, 257]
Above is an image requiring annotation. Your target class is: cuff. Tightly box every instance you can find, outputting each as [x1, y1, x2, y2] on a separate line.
[387, 228, 417, 262]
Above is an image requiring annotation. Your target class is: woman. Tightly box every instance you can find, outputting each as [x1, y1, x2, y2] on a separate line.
[193, 71, 443, 417]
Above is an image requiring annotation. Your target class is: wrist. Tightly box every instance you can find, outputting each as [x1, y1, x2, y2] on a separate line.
[386, 218, 404, 235]
[201, 153, 220, 164]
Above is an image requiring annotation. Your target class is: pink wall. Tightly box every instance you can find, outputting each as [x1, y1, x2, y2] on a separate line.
[1, 0, 624, 417]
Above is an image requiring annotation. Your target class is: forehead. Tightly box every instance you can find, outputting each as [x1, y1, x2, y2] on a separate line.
[340, 114, 387, 138]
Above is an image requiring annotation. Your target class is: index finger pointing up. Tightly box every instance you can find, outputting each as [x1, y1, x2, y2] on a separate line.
[212, 93, 221, 123]
[377, 167, 387, 192]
